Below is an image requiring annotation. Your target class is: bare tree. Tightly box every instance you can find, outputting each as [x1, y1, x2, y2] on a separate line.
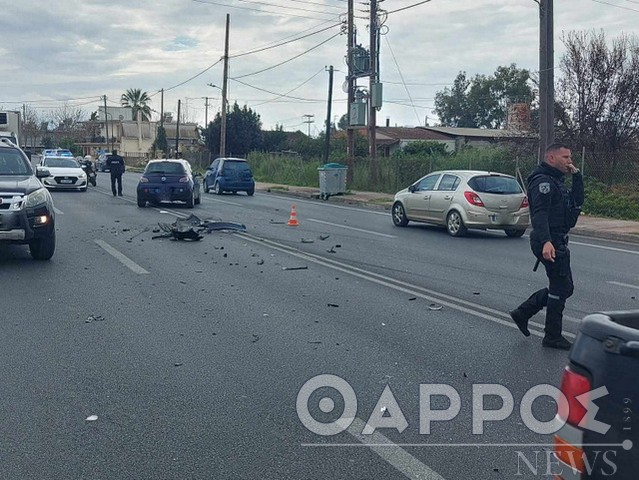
[556, 31, 639, 152]
[21, 105, 43, 149]
[49, 104, 88, 142]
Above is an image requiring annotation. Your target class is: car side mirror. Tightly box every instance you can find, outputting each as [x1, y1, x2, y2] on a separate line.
[408, 185, 416, 193]
[36, 166, 50, 178]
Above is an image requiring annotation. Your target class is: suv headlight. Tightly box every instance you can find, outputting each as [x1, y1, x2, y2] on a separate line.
[25, 187, 51, 208]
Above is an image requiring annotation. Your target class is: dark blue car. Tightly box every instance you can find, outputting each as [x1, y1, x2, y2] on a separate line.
[203, 157, 255, 196]
[137, 159, 201, 208]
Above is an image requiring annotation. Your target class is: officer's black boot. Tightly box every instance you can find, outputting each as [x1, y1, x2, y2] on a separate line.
[510, 288, 548, 337]
[542, 295, 572, 350]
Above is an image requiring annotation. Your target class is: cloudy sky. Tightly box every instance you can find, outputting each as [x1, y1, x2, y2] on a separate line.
[1, 0, 637, 134]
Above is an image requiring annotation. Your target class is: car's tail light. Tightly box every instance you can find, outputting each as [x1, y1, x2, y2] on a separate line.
[179, 176, 189, 183]
[463, 191, 484, 207]
[520, 196, 529, 208]
[554, 434, 585, 474]
[558, 366, 591, 426]
[139, 176, 149, 183]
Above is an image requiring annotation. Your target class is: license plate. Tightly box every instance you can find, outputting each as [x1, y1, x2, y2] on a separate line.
[60, 179, 73, 184]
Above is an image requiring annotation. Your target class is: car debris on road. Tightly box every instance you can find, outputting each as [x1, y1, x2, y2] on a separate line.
[152, 214, 247, 241]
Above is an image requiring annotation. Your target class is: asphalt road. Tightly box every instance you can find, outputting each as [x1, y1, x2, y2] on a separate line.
[1, 171, 637, 479]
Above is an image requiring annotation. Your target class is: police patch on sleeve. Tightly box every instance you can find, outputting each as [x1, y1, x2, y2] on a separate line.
[539, 182, 550, 194]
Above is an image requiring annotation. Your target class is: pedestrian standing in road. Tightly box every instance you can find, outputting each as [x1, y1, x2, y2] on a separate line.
[510, 143, 584, 350]
[106, 149, 125, 196]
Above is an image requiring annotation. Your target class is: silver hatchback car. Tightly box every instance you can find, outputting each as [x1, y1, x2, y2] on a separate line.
[392, 170, 530, 237]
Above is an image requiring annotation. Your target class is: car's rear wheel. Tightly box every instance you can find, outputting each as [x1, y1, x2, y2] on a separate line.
[195, 188, 201, 205]
[505, 228, 526, 238]
[186, 190, 195, 208]
[213, 181, 223, 195]
[392, 202, 409, 227]
[29, 231, 56, 261]
[446, 210, 467, 237]
[203, 179, 210, 194]
[137, 196, 146, 207]
[247, 188, 254, 196]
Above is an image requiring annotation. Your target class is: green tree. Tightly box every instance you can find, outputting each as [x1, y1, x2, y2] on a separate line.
[434, 64, 534, 129]
[154, 126, 168, 156]
[262, 124, 287, 152]
[120, 88, 152, 121]
[204, 103, 262, 157]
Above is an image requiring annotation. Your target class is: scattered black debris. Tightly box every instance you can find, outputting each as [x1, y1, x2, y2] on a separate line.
[179, 281, 187, 285]
[269, 219, 286, 225]
[251, 253, 258, 257]
[152, 214, 246, 241]
[318, 234, 330, 241]
[308, 341, 323, 344]
[428, 303, 443, 311]
[327, 303, 339, 308]
[327, 247, 336, 254]
[251, 334, 261, 343]
[223, 253, 228, 258]
[152, 227, 161, 233]
[632, 296, 636, 300]
[473, 292, 480, 295]
[301, 238, 314, 243]
[282, 266, 308, 271]
[86, 315, 105, 323]
[257, 259, 265, 265]
[335, 244, 341, 248]
[408, 297, 417, 301]
[463, 372, 468, 378]
[174, 363, 183, 367]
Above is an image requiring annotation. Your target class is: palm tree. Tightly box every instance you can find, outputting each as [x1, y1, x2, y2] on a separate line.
[120, 88, 152, 121]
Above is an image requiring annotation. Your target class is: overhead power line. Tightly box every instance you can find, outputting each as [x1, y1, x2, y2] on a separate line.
[386, 0, 433, 15]
[233, 31, 342, 79]
[231, 22, 342, 58]
[191, 0, 340, 20]
[149, 58, 223, 97]
[591, 0, 639, 12]
[234, 68, 326, 105]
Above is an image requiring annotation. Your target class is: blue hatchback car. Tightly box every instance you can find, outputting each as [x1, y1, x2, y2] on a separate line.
[137, 159, 201, 208]
[203, 157, 255, 196]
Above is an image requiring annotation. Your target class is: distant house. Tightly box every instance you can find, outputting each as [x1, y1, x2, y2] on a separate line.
[120, 121, 157, 158]
[374, 127, 455, 156]
[162, 123, 201, 156]
[417, 126, 537, 152]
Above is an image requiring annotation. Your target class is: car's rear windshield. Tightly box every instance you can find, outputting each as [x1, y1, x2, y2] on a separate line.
[222, 161, 250, 172]
[44, 157, 79, 168]
[145, 162, 186, 174]
[0, 150, 31, 175]
[468, 175, 522, 194]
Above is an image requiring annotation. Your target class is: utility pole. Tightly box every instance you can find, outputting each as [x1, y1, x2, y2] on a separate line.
[175, 99, 181, 158]
[323, 66, 334, 163]
[346, 0, 355, 182]
[538, 0, 554, 164]
[103, 95, 109, 151]
[160, 88, 164, 127]
[221, 13, 230, 157]
[368, 0, 378, 184]
[303, 114, 315, 137]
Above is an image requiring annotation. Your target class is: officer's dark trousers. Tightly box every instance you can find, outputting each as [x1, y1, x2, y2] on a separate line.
[515, 239, 574, 340]
[110, 173, 123, 196]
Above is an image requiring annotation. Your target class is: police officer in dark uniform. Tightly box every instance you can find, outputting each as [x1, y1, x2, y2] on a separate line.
[510, 143, 584, 350]
[106, 149, 125, 196]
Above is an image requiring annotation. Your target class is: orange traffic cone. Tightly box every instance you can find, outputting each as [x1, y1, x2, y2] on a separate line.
[287, 204, 299, 226]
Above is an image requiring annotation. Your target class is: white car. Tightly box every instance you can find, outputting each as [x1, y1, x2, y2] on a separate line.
[392, 170, 530, 237]
[40, 156, 88, 191]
